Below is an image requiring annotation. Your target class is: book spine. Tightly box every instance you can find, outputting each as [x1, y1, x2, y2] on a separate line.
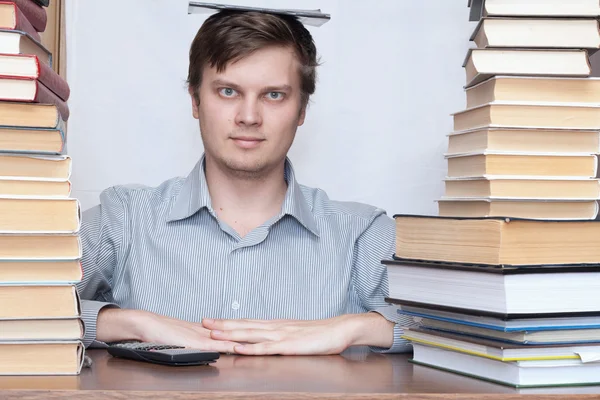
[33, 80, 70, 121]
[36, 56, 70, 101]
[12, 0, 46, 32]
[9, 4, 41, 42]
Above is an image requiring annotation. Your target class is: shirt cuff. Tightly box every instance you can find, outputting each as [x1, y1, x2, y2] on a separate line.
[81, 299, 119, 348]
[367, 305, 416, 354]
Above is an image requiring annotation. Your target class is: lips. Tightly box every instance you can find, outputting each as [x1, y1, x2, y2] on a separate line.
[231, 136, 264, 149]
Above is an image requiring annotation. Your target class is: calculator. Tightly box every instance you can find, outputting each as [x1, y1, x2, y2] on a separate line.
[107, 341, 220, 366]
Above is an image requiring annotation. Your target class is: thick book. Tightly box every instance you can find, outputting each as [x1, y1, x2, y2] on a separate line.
[0, 196, 80, 233]
[383, 258, 600, 316]
[411, 344, 600, 388]
[0, 341, 84, 375]
[0, 318, 83, 341]
[393, 214, 600, 266]
[0, 101, 61, 128]
[0, 154, 71, 180]
[0, 260, 81, 283]
[0, 284, 80, 319]
[0, 234, 81, 260]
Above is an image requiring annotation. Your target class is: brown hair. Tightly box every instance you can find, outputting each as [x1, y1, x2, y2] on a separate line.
[187, 11, 319, 107]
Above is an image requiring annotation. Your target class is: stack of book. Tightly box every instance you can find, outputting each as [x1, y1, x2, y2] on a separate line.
[384, 0, 600, 389]
[439, 0, 600, 220]
[0, 0, 84, 375]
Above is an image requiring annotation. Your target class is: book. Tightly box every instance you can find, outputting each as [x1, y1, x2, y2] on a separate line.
[447, 127, 600, 154]
[452, 102, 600, 131]
[0, 1, 40, 41]
[471, 18, 600, 49]
[445, 152, 597, 178]
[0, 197, 80, 233]
[0, 285, 80, 319]
[0, 341, 84, 375]
[0, 154, 71, 180]
[0, 54, 70, 101]
[11, 0, 46, 32]
[465, 77, 600, 108]
[437, 198, 599, 220]
[392, 214, 600, 265]
[443, 177, 600, 200]
[411, 344, 600, 388]
[0, 319, 83, 341]
[0, 178, 70, 197]
[0, 101, 61, 128]
[468, 0, 600, 21]
[0, 234, 81, 260]
[383, 258, 600, 315]
[0, 260, 81, 283]
[0, 29, 51, 66]
[463, 48, 591, 88]
[0, 124, 66, 154]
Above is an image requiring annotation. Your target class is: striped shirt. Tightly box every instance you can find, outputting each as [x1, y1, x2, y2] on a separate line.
[77, 155, 413, 352]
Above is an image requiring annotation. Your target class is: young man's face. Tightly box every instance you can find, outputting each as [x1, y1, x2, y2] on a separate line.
[192, 45, 306, 177]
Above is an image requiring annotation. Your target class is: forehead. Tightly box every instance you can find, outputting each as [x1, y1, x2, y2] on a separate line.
[203, 46, 301, 87]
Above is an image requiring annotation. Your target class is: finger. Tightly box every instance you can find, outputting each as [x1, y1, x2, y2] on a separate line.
[211, 328, 282, 343]
[233, 342, 290, 356]
[203, 318, 275, 330]
[192, 339, 240, 354]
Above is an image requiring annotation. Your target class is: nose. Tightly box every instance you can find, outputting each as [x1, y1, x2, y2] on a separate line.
[235, 97, 262, 127]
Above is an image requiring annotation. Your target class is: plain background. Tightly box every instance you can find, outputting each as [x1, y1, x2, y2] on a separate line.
[64, 0, 475, 215]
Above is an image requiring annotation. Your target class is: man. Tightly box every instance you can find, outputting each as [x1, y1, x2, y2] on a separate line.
[77, 8, 412, 355]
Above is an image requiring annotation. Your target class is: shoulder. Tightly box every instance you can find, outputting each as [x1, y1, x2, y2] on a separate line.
[97, 175, 186, 210]
[299, 183, 395, 231]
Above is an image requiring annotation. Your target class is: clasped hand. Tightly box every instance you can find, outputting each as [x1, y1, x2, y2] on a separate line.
[202, 315, 358, 355]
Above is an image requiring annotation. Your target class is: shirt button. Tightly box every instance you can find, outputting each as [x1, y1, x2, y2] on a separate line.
[232, 301, 240, 310]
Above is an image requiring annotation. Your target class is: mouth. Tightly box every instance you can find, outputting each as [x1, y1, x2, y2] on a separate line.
[230, 136, 265, 149]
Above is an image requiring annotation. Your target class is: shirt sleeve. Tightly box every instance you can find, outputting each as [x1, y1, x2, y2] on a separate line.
[351, 211, 419, 353]
[76, 187, 128, 348]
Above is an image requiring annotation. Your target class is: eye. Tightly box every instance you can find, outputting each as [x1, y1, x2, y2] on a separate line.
[219, 88, 237, 97]
[266, 92, 285, 101]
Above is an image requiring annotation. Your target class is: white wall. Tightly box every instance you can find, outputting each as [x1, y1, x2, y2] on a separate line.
[65, 0, 475, 216]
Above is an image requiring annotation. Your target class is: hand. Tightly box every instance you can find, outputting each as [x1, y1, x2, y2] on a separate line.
[97, 308, 241, 353]
[202, 313, 394, 355]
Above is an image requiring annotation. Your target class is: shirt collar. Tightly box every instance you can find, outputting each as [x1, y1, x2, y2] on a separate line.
[167, 155, 320, 237]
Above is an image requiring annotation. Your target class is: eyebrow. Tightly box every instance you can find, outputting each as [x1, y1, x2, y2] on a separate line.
[211, 79, 292, 93]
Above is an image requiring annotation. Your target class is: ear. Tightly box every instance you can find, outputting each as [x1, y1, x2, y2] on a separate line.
[189, 87, 200, 120]
[297, 105, 306, 127]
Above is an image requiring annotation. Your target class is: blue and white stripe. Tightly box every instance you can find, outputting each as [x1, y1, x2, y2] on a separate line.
[77, 155, 414, 352]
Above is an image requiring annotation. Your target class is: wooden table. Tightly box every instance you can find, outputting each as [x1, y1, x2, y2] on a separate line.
[1, 347, 600, 399]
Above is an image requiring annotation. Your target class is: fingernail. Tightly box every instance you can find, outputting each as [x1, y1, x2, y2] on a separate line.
[212, 330, 222, 335]
[203, 318, 213, 323]
[235, 345, 245, 350]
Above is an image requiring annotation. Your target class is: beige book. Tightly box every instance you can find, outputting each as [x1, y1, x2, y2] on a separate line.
[0, 341, 84, 375]
[0, 197, 80, 233]
[0, 154, 71, 180]
[446, 152, 597, 178]
[463, 48, 590, 88]
[453, 102, 600, 131]
[0, 102, 60, 128]
[465, 77, 600, 108]
[471, 0, 600, 18]
[393, 214, 600, 265]
[0, 234, 81, 260]
[0, 285, 80, 319]
[447, 128, 600, 154]
[437, 198, 599, 220]
[0, 179, 70, 197]
[0, 260, 81, 283]
[444, 177, 600, 199]
[0, 319, 83, 341]
[0, 125, 64, 153]
[471, 18, 600, 49]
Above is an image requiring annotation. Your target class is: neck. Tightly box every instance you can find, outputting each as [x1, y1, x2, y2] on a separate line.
[204, 156, 288, 236]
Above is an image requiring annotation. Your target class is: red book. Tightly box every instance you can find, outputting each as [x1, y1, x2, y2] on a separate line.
[0, 53, 69, 101]
[11, 0, 46, 32]
[0, 2, 40, 42]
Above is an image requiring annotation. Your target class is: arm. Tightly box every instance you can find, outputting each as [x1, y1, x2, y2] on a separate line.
[349, 212, 416, 353]
[76, 187, 127, 348]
